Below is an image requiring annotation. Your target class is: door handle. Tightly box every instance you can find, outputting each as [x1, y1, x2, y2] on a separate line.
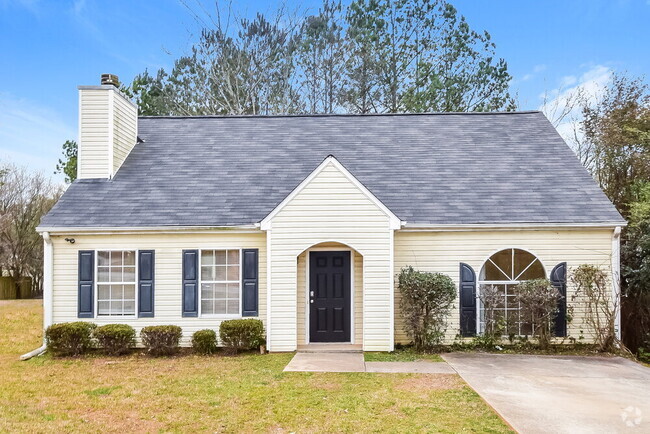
[310, 291, 314, 297]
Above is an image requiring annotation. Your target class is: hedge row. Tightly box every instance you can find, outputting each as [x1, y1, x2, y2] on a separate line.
[44, 319, 265, 357]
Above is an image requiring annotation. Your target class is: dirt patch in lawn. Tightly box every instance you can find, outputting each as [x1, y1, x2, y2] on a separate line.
[75, 408, 163, 433]
[395, 374, 463, 392]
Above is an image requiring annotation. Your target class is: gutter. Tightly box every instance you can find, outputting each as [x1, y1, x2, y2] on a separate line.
[35, 224, 260, 235]
[20, 231, 53, 361]
[400, 222, 628, 231]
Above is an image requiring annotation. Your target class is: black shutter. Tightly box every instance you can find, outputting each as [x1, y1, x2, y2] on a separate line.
[182, 250, 199, 317]
[459, 263, 477, 337]
[78, 250, 94, 318]
[551, 262, 568, 337]
[138, 250, 155, 318]
[242, 249, 259, 317]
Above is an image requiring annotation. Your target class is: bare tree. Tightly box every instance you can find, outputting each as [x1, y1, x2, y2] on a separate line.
[570, 264, 622, 352]
[478, 284, 506, 337]
[540, 85, 585, 128]
[132, 1, 304, 116]
[0, 164, 61, 297]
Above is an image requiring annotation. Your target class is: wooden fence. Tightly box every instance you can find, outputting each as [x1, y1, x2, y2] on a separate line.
[0, 277, 33, 300]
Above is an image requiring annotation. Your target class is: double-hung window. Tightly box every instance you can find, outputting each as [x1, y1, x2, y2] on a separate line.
[200, 249, 241, 316]
[97, 250, 137, 316]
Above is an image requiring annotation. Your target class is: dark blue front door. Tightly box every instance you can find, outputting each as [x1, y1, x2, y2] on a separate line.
[309, 251, 351, 343]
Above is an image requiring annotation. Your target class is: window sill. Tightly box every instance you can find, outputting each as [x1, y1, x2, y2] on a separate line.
[199, 314, 242, 320]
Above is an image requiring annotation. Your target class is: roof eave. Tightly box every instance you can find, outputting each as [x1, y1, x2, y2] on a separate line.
[400, 222, 627, 232]
[36, 224, 261, 235]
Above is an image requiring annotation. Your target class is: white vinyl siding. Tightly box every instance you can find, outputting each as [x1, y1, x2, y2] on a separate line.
[78, 89, 110, 179]
[112, 91, 138, 175]
[78, 86, 137, 179]
[267, 161, 394, 352]
[50, 232, 266, 346]
[393, 229, 615, 344]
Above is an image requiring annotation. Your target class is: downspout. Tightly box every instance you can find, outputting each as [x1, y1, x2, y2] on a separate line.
[20, 231, 53, 360]
[612, 226, 622, 342]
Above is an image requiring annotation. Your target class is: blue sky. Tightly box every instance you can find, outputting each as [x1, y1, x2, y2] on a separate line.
[1, 0, 649, 182]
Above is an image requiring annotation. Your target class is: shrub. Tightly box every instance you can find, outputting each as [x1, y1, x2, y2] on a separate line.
[45, 322, 97, 356]
[93, 324, 136, 356]
[192, 329, 218, 355]
[515, 279, 561, 350]
[140, 325, 182, 356]
[398, 266, 456, 351]
[479, 284, 507, 339]
[219, 319, 265, 353]
[571, 264, 618, 352]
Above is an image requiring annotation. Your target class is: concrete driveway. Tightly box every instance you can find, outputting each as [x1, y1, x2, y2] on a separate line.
[443, 353, 650, 433]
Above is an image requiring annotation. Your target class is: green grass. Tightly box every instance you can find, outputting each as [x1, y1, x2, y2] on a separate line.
[84, 386, 121, 397]
[365, 347, 444, 362]
[0, 300, 511, 432]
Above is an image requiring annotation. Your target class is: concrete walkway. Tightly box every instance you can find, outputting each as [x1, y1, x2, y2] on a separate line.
[283, 352, 455, 374]
[443, 353, 650, 433]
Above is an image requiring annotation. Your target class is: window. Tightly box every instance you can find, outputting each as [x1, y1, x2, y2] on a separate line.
[200, 249, 240, 315]
[97, 250, 136, 316]
[478, 248, 545, 336]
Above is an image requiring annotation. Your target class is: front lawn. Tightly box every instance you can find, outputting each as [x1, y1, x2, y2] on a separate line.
[0, 300, 510, 432]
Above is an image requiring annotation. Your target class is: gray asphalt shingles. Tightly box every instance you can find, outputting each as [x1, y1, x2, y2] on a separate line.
[40, 112, 624, 228]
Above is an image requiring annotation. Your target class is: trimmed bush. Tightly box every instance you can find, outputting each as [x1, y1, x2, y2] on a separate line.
[398, 266, 456, 351]
[140, 325, 182, 356]
[93, 324, 136, 356]
[219, 319, 265, 353]
[192, 329, 218, 355]
[45, 322, 97, 356]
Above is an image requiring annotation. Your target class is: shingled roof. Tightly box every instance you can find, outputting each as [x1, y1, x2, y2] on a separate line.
[39, 111, 624, 229]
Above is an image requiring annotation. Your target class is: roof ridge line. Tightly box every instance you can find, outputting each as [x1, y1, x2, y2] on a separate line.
[138, 111, 542, 120]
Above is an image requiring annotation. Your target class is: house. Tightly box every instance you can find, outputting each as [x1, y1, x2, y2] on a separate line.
[36, 75, 626, 352]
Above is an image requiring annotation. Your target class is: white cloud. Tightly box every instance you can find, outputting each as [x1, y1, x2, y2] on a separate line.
[560, 75, 578, 87]
[517, 64, 547, 84]
[539, 64, 612, 145]
[0, 93, 75, 180]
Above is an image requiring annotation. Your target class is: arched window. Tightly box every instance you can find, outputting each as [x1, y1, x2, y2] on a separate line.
[478, 248, 546, 336]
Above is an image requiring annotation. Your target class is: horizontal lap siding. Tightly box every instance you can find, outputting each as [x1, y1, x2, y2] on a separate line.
[78, 90, 109, 179]
[393, 229, 614, 344]
[270, 163, 392, 351]
[51, 232, 266, 346]
[112, 94, 137, 174]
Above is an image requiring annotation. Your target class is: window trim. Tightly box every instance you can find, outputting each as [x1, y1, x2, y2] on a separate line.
[198, 248, 243, 319]
[477, 247, 547, 336]
[94, 249, 139, 319]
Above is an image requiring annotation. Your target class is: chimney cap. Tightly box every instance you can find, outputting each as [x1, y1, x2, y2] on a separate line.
[101, 73, 120, 87]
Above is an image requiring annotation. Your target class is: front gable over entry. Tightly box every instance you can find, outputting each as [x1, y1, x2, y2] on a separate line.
[260, 155, 402, 231]
[264, 156, 398, 352]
